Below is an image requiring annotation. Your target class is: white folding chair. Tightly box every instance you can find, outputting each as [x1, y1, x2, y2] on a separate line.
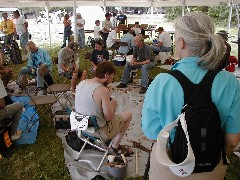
[70, 111, 115, 171]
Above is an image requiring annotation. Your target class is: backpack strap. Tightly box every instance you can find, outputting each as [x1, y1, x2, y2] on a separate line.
[166, 70, 195, 104]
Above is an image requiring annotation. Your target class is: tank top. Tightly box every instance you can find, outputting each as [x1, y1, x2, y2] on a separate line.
[75, 80, 106, 127]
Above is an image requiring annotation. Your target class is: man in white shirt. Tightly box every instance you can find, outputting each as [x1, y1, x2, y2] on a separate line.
[106, 27, 120, 49]
[76, 13, 85, 49]
[13, 10, 28, 57]
[151, 27, 172, 53]
[0, 79, 23, 141]
[110, 12, 117, 29]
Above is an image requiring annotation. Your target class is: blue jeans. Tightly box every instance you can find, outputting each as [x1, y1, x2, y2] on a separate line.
[121, 61, 155, 88]
[17, 67, 45, 88]
[20, 32, 28, 49]
[62, 31, 71, 48]
[78, 29, 85, 49]
[151, 45, 172, 53]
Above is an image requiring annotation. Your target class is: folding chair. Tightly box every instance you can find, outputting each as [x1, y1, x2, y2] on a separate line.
[18, 75, 57, 132]
[70, 111, 115, 171]
[38, 65, 73, 108]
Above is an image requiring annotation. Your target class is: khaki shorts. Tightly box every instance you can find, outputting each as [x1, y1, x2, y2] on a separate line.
[99, 115, 125, 140]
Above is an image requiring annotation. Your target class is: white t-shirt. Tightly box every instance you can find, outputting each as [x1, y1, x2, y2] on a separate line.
[106, 30, 117, 48]
[94, 26, 100, 39]
[0, 79, 7, 99]
[76, 17, 85, 30]
[158, 31, 172, 48]
[102, 19, 112, 33]
[110, 16, 117, 28]
[131, 27, 141, 35]
[15, 16, 27, 35]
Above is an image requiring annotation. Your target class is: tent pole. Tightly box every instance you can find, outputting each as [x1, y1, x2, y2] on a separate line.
[45, 0, 51, 47]
[73, 0, 77, 42]
[227, 0, 233, 33]
[182, 0, 185, 16]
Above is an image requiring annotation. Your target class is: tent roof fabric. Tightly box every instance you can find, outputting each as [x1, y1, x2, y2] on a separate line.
[1, 0, 240, 8]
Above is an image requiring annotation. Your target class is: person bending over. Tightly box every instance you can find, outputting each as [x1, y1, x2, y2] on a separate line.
[58, 42, 87, 94]
[17, 41, 52, 95]
[75, 61, 133, 156]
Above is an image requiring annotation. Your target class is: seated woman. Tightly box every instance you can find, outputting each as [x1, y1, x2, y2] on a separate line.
[17, 41, 53, 95]
[58, 42, 87, 94]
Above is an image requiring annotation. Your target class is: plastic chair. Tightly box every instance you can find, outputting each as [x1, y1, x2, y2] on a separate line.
[18, 75, 57, 132]
[70, 111, 115, 171]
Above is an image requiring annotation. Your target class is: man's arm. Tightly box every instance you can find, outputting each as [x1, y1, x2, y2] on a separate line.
[156, 41, 163, 47]
[0, 97, 5, 108]
[99, 86, 117, 121]
[225, 133, 240, 155]
[24, 21, 28, 32]
[43, 50, 52, 68]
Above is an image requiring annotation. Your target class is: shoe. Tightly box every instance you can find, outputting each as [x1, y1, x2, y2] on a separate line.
[37, 89, 45, 96]
[22, 55, 28, 61]
[128, 77, 133, 83]
[233, 147, 240, 158]
[116, 83, 127, 88]
[11, 130, 22, 141]
[110, 145, 134, 157]
[5, 87, 14, 93]
[139, 87, 147, 94]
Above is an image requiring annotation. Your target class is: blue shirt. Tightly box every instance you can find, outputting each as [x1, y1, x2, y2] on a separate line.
[119, 33, 134, 54]
[142, 56, 240, 140]
[27, 48, 52, 71]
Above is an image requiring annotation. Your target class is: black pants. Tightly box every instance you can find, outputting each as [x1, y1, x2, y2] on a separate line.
[101, 32, 109, 48]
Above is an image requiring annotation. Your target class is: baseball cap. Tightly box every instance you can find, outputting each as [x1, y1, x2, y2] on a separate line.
[156, 113, 195, 177]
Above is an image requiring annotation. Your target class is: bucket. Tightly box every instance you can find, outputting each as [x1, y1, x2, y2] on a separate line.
[107, 164, 127, 180]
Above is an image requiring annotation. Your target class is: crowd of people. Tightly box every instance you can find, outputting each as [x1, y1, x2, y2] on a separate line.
[0, 10, 240, 180]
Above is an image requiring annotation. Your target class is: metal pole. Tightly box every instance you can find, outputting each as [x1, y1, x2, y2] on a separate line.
[45, 0, 51, 46]
[73, 0, 77, 42]
[227, 0, 233, 33]
[182, 0, 185, 16]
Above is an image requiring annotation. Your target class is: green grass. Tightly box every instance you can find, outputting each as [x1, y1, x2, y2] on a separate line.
[0, 45, 240, 180]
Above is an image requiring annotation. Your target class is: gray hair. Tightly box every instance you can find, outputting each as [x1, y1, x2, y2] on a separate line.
[174, 13, 225, 70]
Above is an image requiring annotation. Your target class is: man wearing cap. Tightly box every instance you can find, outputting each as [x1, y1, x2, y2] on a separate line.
[76, 13, 85, 49]
[90, 39, 109, 72]
[101, 13, 112, 48]
[58, 42, 87, 93]
[217, 30, 231, 69]
[151, 27, 172, 54]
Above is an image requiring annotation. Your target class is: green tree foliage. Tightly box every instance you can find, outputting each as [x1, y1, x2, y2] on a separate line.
[165, 6, 237, 26]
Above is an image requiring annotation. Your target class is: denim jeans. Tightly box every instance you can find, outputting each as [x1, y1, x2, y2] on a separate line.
[0, 102, 23, 135]
[151, 45, 172, 53]
[121, 61, 155, 88]
[17, 67, 45, 88]
[62, 31, 71, 48]
[20, 32, 29, 49]
[78, 29, 85, 49]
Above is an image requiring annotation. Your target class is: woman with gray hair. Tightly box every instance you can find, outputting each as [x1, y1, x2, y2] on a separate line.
[141, 13, 240, 180]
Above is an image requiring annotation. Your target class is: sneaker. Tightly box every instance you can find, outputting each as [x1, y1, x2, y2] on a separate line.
[128, 77, 133, 83]
[5, 87, 14, 93]
[11, 130, 22, 141]
[37, 89, 45, 96]
[116, 83, 127, 88]
[233, 147, 240, 158]
[22, 55, 28, 61]
[139, 87, 147, 94]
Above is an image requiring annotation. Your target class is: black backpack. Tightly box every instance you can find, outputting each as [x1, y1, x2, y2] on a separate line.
[167, 70, 227, 173]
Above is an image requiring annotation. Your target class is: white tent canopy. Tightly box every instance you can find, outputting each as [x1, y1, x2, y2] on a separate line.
[1, 0, 240, 8]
